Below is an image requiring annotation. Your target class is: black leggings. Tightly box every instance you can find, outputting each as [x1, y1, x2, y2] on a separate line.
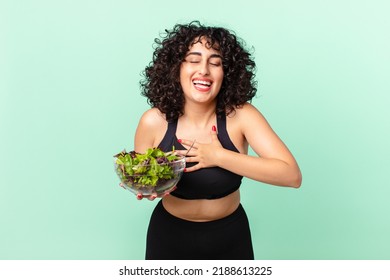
[145, 200, 254, 260]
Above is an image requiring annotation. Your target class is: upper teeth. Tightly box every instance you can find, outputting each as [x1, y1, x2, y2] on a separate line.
[194, 80, 211, 86]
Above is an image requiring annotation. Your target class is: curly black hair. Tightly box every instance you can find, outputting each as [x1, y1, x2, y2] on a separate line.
[140, 21, 257, 122]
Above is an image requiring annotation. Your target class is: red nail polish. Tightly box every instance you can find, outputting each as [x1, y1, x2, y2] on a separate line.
[136, 193, 143, 200]
[212, 125, 216, 131]
[177, 139, 182, 143]
[184, 168, 187, 172]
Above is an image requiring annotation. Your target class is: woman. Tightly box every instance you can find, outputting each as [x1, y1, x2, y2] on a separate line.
[134, 21, 302, 260]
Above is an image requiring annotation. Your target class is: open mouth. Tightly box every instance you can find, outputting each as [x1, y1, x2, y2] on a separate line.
[192, 79, 212, 90]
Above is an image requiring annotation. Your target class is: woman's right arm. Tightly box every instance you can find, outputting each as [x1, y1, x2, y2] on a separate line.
[133, 108, 168, 200]
[134, 108, 166, 154]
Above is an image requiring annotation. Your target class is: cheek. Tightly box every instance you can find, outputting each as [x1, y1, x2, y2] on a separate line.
[216, 71, 224, 85]
[179, 65, 191, 80]
[179, 67, 186, 85]
[215, 74, 224, 92]
[179, 70, 193, 92]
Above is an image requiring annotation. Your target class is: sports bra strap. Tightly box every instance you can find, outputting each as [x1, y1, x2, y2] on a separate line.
[216, 113, 240, 153]
[158, 120, 178, 150]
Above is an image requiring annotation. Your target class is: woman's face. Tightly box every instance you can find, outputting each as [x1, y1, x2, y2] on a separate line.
[180, 37, 224, 105]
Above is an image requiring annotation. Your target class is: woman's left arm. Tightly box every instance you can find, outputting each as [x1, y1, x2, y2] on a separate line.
[181, 103, 302, 188]
[221, 103, 302, 187]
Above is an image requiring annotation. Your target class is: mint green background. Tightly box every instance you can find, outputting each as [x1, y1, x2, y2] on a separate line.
[1, 0, 389, 260]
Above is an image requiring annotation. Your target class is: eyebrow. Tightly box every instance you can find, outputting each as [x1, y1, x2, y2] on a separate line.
[185, 52, 223, 59]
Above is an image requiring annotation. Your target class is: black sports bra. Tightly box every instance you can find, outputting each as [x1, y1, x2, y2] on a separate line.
[158, 114, 243, 200]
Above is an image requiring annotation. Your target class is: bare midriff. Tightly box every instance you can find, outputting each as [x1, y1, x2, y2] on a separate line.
[162, 190, 240, 222]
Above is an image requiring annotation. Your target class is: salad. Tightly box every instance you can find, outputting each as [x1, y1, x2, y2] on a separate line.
[114, 147, 182, 188]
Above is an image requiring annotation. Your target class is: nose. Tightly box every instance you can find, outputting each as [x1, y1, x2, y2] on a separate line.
[198, 60, 210, 76]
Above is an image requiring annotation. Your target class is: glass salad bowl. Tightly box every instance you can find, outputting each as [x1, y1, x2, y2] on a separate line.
[114, 148, 186, 197]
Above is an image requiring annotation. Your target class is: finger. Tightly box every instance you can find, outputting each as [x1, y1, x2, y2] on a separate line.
[174, 149, 189, 156]
[162, 190, 172, 197]
[185, 156, 198, 163]
[136, 193, 143, 200]
[162, 192, 170, 197]
[178, 139, 198, 148]
[179, 149, 195, 157]
[177, 138, 189, 146]
[162, 186, 177, 197]
[183, 164, 201, 173]
[210, 125, 219, 141]
[147, 194, 157, 201]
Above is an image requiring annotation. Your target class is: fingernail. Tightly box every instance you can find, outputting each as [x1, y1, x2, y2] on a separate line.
[136, 193, 143, 200]
[184, 168, 187, 172]
[177, 139, 182, 143]
[212, 125, 216, 131]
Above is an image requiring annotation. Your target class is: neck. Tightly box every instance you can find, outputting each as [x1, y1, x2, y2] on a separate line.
[182, 102, 217, 129]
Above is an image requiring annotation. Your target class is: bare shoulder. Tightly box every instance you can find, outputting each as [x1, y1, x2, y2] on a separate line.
[237, 102, 263, 114]
[135, 108, 168, 152]
[230, 102, 278, 146]
[138, 107, 167, 128]
[230, 102, 268, 126]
